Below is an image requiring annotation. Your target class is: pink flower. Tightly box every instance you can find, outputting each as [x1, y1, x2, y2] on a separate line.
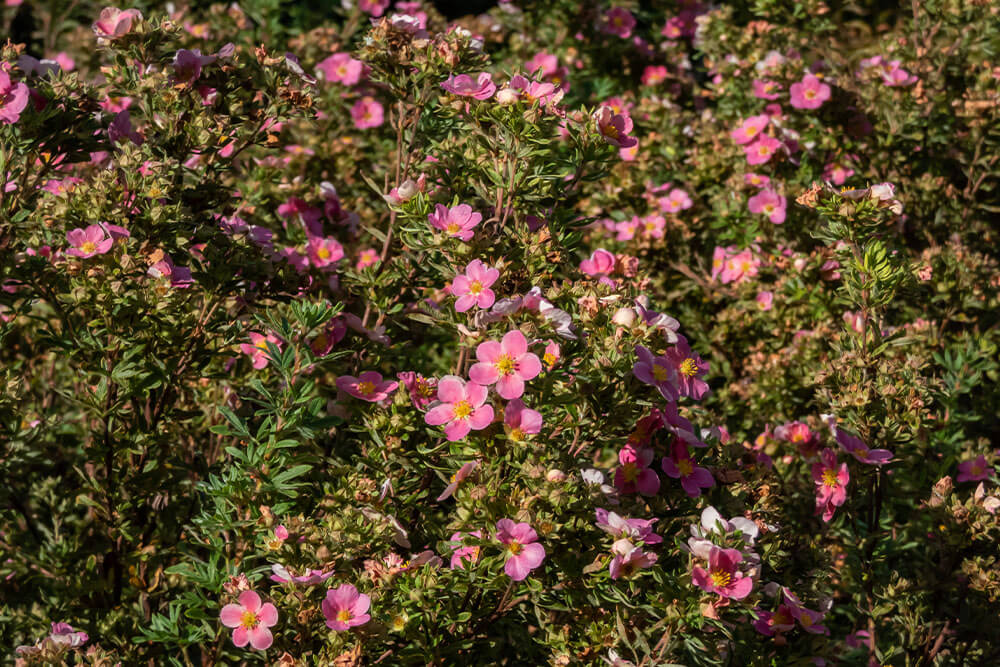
[632, 345, 679, 401]
[316, 53, 364, 86]
[744, 172, 770, 188]
[307, 236, 345, 269]
[748, 188, 787, 224]
[240, 332, 282, 369]
[469, 330, 542, 400]
[882, 63, 918, 87]
[92, 7, 142, 41]
[321, 584, 371, 631]
[219, 590, 279, 650]
[691, 547, 753, 599]
[664, 336, 710, 400]
[452, 259, 500, 312]
[957, 455, 994, 483]
[752, 78, 782, 100]
[496, 519, 546, 581]
[790, 73, 831, 110]
[172, 49, 216, 85]
[449, 530, 482, 569]
[424, 375, 494, 441]
[0, 70, 30, 125]
[641, 65, 669, 86]
[594, 106, 637, 148]
[744, 135, 782, 165]
[437, 460, 480, 501]
[756, 291, 774, 311]
[397, 371, 437, 410]
[776, 420, 819, 456]
[658, 188, 692, 213]
[440, 72, 497, 100]
[601, 7, 636, 39]
[609, 543, 658, 579]
[835, 428, 893, 465]
[358, 0, 389, 16]
[812, 448, 849, 522]
[351, 96, 384, 129]
[730, 115, 770, 145]
[504, 398, 543, 441]
[542, 341, 560, 369]
[614, 444, 661, 496]
[580, 248, 617, 284]
[639, 214, 666, 239]
[428, 203, 482, 241]
[336, 371, 398, 402]
[718, 248, 760, 284]
[595, 508, 662, 545]
[661, 439, 714, 498]
[66, 225, 113, 258]
[270, 564, 335, 586]
[753, 605, 796, 636]
[355, 248, 380, 270]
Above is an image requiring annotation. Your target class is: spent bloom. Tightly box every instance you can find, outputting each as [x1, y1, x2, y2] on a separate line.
[691, 546, 754, 599]
[812, 448, 849, 522]
[789, 73, 831, 109]
[428, 203, 482, 241]
[748, 189, 787, 224]
[66, 225, 114, 258]
[469, 330, 542, 400]
[397, 371, 437, 410]
[424, 375, 494, 441]
[440, 72, 497, 100]
[322, 584, 371, 631]
[496, 519, 546, 580]
[336, 371, 398, 402]
[219, 590, 279, 650]
[452, 259, 500, 312]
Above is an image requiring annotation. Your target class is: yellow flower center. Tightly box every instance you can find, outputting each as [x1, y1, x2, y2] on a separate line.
[710, 571, 732, 588]
[763, 204, 774, 214]
[758, 144, 771, 156]
[469, 280, 483, 294]
[495, 354, 515, 376]
[970, 464, 983, 476]
[508, 541, 522, 555]
[509, 428, 524, 441]
[746, 126, 758, 137]
[318, 247, 331, 259]
[799, 613, 813, 627]
[543, 352, 557, 368]
[822, 469, 839, 487]
[453, 400, 472, 419]
[81, 241, 97, 254]
[651, 364, 669, 382]
[679, 358, 699, 377]
[337, 609, 351, 622]
[446, 222, 461, 235]
[622, 461, 638, 482]
[677, 458, 694, 477]
[603, 124, 620, 139]
[240, 611, 259, 629]
[416, 379, 434, 397]
[255, 338, 269, 350]
[357, 381, 376, 395]
[805, 89, 816, 99]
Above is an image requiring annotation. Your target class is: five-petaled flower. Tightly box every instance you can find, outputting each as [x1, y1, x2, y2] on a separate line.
[469, 330, 543, 400]
[336, 371, 398, 402]
[322, 584, 371, 631]
[496, 519, 546, 581]
[219, 590, 279, 650]
[424, 375, 495, 441]
[691, 546, 753, 599]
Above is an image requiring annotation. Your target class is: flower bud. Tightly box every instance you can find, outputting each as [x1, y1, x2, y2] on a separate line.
[546, 468, 567, 483]
[612, 307, 636, 327]
[496, 88, 520, 105]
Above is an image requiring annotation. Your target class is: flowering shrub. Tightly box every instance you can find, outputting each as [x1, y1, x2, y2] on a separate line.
[3, 0, 1000, 665]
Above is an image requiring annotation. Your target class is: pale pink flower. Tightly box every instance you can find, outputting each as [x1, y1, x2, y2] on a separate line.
[424, 375, 494, 441]
[812, 448, 849, 522]
[448, 530, 482, 569]
[452, 259, 499, 312]
[503, 398, 543, 441]
[316, 53, 364, 86]
[748, 189, 787, 224]
[658, 188, 692, 213]
[321, 584, 371, 631]
[756, 291, 774, 310]
[0, 70, 30, 125]
[601, 7, 636, 39]
[240, 332, 282, 369]
[640, 214, 666, 239]
[351, 96, 384, 129]
[66, 225, 113, 258]
[957, 455, 994, 483]
[752, 78, 782, 100]
[219, 590, 279, 650]
[691, 546, 753, 599]
[614, 218, 640, 242]
[336, 371, 398, 402]
[469, 330, 542, 400]
[428, 203, 482, 241]
[496, 519, 546, 581]
[594, 106, 637, 148]
[790, 73, 831, 109]
[270, 564, 336, 585]
[440, 72, 497, 100]
[745, 135, 782, 165]
[744, 172, 770, 188]
[355, 248, 380, 270]
[730, 115, 770, 145]
[437, 461, 480, 501]
[92, 7, 142, 41]
[718, 249, 760, 284]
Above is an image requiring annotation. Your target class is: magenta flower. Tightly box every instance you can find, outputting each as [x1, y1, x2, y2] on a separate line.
[752, 78, 782, 100]
[658, 188, 693, 213]
[428, 203, 482, 241]
[440, 72, 497, 100]
[351, 96, 384, 129]
[957, 455, 994, 483]
[66, 225, 113, 258]
[744, 135, 782, 165]
[336, 371, 398, 402]
[172, 49, 216, 85]
[594, 106, 637, 148]
[92, 7, 142, 41]
[449, 530, 482, 569]
[580, 248, 617, 284]
[452, 259, 499, 312]
[437, 460, 480, 501]
[496, 519, 546, 581]
[424, 375, 494, 441]
[609, 543, 658, 580]
[663, 336, 710, 400]
[789, 73, 831, 110]
[753, 605, 796, 636]
[744, 172, 770, 188]
[0, 70, 29, 125]
[316, 53, 364, 86]
[661, 439, 714, 498]
[322, 584, 371, 631]
[503, 398, 543, 441]
[469, 330, 542, 400]
[614, 444, 660, 496]
[219, 590, 279, 650]
[730, 115, 770, 145]
[240, 332, 282, 369]
[812, 448, 849, 522]
[307, 236, 345, 270]
[397, 371, 437, 410]
[748, 188, 787, 224]
[835, 428, 893, 465]
[601, 7, 636, 39]
[691, 546, 753, 599]
[632, 345, 679, 401]
[595, 508, 662, 545]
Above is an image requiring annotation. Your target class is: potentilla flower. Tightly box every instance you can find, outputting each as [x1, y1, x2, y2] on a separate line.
[469, 330, 542, 400]
[595, 508, 661, 545]
[424, 375, 494, 441]
[609, 542, 658, 579]
[172, 49, 216, 85]
[503, 398, 543, 442]
[752, 78, 782, 100]
[614, 444, 661, 496]
[219, 590, 279, 650]
[542, 340, 560, 369]
[428, 203, 482, 241]
[614, 217, 640, 242]
[775, 420, 819, 456]
[691, 546, 753, 599]
[316, 52, 364, 86]
[744, 172, 770, 188]
[440, 72, 497, 100]
[664, 336, 710, 400]
[496, 519, 546, 581]
[790, 73, 831, 109]
[270, 564, 336, 585]
[452, 259, 500, 312]
[661, 439, 714, 498]
[718, 248, 760, 284]
[355, 248, 380, 270]
[632, 345, 679, 401]
[0, 70, 29, 125]
[92, 7, 142, 41]
[753, 605, 796, 636]
[812, 448, 849, 522]
[240, 333, 282, 369]
[756, 291, 774, 311]
[881, 61, 918, 87]
[748, 189, 787, 224]
[690, 506, 759, 554]
[638, 214, 666, 239]
[957, 455, 994, 483]
[65, 224, 113, 258]
[351, 96, 384, 129]
[834, 427, 893, 465]
[397, 371, 437, 410]
[336, 371, 398, 402]
[601, 7, 636, 38]
[448, 530, 482, 569]
[658, 188, 693, 213]
[307, 236, 345, 269]
[730, 115, 770, 145]
[744, 134, 782, 165]
[437, 460, 479, 501]
[322, 584, 371, 631]
[593, 106, 637, 148]
[359, 0, 390, 16]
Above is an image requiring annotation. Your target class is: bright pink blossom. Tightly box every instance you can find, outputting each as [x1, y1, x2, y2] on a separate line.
[316, 53, 364, 86]
[440, 72, 497, 100]
[594, 106, 637, 148]
[424, 375, 495, 441]
[661, 439, 714, 498]
[503, 398, 543, 441]
[428, 203, 482, 241]
[744, 172, 770, 188]
[351, 96, 384, 129]
[756, 291, 774, 311]
[66, 225, 113, 258]
[452, 259, 499, 312]
[748, 189, 787, 224]
[730, 115, 770, 145]
[0, 70, 29, 124]
[307, 236, 345, 269]
[580, 248, 617, 283]
[658, 188, 692, 213]
[614, 444, 661, 496]
[219, 591, 278, 650]
[496, 519, 546, 581]
[336, 371, 398, 402]
[240, 332, 282, 369]
[790, 73, 831, 109]
[270, 564, 336, 585]
[752, 78, 782, 100]
[745, 135, 782, 165]
[691, 547, 753, 599]
[321, 584, 371, 631]
[358, 0, 390, 16]
[812, 448, 849, 522]
[469, 330, 542, 400]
